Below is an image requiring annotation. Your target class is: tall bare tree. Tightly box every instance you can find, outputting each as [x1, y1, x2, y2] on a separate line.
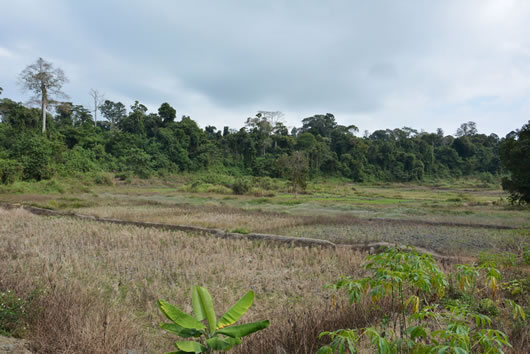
[258, 110, 285, 127]
[18, 57, 68, 133]
[89, 88, 104, 127]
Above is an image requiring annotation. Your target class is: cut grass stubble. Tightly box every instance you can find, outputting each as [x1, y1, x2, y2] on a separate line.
[0, 209, 364, 353]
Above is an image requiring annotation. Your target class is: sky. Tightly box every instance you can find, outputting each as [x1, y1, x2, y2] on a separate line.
[1, 0, 530, 136]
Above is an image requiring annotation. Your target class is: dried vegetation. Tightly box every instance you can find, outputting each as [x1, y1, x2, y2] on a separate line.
[0, 208, 365, 353]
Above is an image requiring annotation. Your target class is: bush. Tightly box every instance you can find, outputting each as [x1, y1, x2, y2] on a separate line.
[39, 179, 66, 194]
[206, 185, 232, 194]
[319, 247, 520, 354]
[232, 178, 251, 195]
[93, 172, 115, 186]
[115, 171, 132, 183]
[64, 146, 98, 173]
[11, 134, 55, 181]
[0, 159, 23, 184]
[0, 289, 33, 338]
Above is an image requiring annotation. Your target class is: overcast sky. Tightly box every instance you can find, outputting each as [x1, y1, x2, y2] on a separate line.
[1, 0, 530, 136]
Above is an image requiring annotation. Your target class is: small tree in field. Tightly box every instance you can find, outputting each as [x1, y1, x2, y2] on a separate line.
[278, 151, 309, 197]
[18, 57, 68, 133]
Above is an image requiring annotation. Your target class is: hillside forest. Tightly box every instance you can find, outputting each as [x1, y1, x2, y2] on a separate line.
[0, 58, 529, 204]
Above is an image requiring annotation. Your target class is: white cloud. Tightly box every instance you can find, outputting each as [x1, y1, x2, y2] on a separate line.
[0, 47, 13, 58]
[1, 0, 530, 135]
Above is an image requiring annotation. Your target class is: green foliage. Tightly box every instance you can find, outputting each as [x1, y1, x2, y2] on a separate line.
[499, 120, 530, 204]
[0, 159, 23, 184]
[158, 286, 269, 353]
[11, 133, 56, 181]
[231, 178, 251, 195]
[317, 329, 359, 354]
[0, 289, 34, 338]
[63, 146, 99, 173]
[0, 94, 511, 184]
[320, 247, 520, 354]
[277, 151, 309, 195]
[230, 228, 250, 235]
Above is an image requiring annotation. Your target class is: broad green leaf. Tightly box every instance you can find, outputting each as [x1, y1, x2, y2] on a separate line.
[436, 346, 449, 353]
[407, 325, 427, 340]
[192, 287, 206, 321]
[206, 336, 232, 351]
[195, 286, 217, 333]
[158, 300, 206, 330]
[225, 337, 242, 348]
[174, 340, 207, 353]
[161, 323, 202, 338]
[316, 346, 333, 354]
[217, 291, 254, 329]
[217, 320, 270, 338]
[453, 347, 468, 354]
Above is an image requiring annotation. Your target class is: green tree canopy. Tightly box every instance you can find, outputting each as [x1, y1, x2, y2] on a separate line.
[499, 121, 530, 204]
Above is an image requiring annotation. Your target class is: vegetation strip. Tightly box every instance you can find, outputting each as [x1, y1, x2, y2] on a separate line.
[1, 203, 477, 262]
[338, 242, 472, 263]
[0, 203, 335, 248]
[360, 216, 516, 230]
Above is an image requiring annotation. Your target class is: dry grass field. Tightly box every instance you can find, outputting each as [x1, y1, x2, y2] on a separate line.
[0, 208, 369, 353]
[73, 202, 525, 256]
[0, 178, 529, 353]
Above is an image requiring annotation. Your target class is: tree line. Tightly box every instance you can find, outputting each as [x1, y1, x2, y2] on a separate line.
[0, 58, 528, 203]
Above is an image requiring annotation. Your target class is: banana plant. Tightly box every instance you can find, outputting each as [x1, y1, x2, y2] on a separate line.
[158, 286, 269, 353]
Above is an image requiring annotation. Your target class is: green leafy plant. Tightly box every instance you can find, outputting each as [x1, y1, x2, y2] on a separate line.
[0, 289, 32, 337]
[231, 178, 251, 195]
[158, 286, 269, 353]
[319, 247, 519, 354]
[317, 329, 359, 354]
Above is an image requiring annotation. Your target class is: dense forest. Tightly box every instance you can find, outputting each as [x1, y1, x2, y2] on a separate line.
[1, 56, 528, 202]
[0, 93, 504, 184]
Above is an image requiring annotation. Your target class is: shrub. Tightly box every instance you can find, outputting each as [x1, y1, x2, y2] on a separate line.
[232, 178, 251, 195]
[0, 289, 33, 338]
[115, 171, 132, 182]
[39, 179, 66, 194]
[11, 134, 55, 181]
[319, 247, 520, 354]
[0, 159, 23, 184]
[93, 172, 115, 186]
[64, 146, 98, 173]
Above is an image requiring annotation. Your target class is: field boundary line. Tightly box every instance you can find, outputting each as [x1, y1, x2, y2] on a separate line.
[0, 202, 475, 261]
[0, 202, 335, 248]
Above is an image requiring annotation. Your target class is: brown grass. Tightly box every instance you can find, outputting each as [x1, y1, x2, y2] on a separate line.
[0, 208, 364, 353]
[78, 203, 305, 233]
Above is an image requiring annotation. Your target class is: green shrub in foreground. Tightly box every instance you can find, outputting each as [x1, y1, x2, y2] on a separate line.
[0, 289, 32, 338]
[318, 247, 525, 354]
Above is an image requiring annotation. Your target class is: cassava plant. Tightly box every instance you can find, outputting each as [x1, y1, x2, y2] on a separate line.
[319, 247, 521, 354]
[158, 286, 269, 353]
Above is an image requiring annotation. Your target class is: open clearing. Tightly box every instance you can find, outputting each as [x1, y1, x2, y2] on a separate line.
[3, 179, 528, 255]
[0, 179, 529, 352]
